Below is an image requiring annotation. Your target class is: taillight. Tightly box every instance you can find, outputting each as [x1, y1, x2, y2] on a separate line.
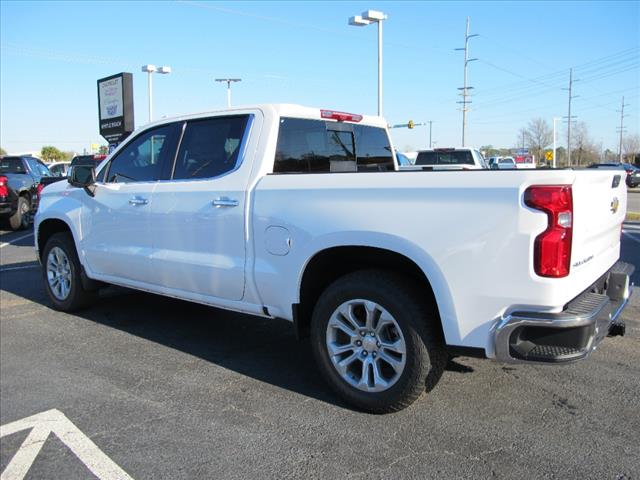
[37, 183, 45, 201]
[524, 185, 573, 278]
[320, 109, 363, 122]
[0, 176, 8, 197]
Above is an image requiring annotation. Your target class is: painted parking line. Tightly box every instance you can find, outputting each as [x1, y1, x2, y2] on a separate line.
[0, 409, 134, 480]
[0, 232, 34, 249]
[0, 264, 40, 272]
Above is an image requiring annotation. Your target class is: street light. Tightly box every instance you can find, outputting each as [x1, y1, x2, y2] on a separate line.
[349, 10, 387, 117]
[215, 78, 242, 108]
[141, 64, 171, 123]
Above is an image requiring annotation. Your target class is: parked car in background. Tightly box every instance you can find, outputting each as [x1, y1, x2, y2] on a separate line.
[626, 165, 640, 188]
[488, 156, 517, 169]
[406, 147, 488, 170]
[48, 161, 71, 177]
[395, 151, 413, 166]
[587, 162, 639, 188]
[514, 153, 536, 169]
[0, 155, 52, 230]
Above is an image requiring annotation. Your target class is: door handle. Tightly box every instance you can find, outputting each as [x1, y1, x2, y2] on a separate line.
[212, 197, 239, 208]
[129, 196, 149, 206]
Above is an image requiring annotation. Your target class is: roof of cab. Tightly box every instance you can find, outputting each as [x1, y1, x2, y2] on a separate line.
[140, 104, 387, 130]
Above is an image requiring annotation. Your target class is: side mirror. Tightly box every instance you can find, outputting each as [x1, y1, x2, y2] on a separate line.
[68, 165, 96, 196]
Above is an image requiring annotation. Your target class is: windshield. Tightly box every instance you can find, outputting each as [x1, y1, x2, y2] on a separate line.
[0, 157, 27, 174]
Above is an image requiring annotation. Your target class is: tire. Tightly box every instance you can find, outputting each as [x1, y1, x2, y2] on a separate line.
[42, 232, 98, 311]
[310, 269, 447, 413]
[8, 196, 30, 231]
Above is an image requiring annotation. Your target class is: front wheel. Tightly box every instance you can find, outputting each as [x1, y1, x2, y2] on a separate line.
[310, 269, 447, 413]
[42, 232, 98, 311]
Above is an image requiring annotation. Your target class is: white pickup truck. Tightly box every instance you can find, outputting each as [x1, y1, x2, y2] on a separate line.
[35, 104, 633, 413]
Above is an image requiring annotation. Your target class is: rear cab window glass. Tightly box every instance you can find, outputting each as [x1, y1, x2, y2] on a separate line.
[0, 157, 27, 174]
[274, 118, 393, 173]
[172, 115, 249, 180]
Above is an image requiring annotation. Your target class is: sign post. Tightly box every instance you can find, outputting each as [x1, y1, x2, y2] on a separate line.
[97, 72, 134, 152]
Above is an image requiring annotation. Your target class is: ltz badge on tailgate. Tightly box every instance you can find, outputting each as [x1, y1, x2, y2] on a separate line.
[610, 197, 619, 214]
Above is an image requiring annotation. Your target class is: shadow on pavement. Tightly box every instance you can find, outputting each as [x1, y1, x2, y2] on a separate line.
[0, 266, 469, 410]
[0, 268, 348, 409]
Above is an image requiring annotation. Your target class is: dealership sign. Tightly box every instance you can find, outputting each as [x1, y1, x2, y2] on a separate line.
[97, 72, 134, 145]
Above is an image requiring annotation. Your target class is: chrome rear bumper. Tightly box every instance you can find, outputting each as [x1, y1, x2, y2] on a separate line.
[495, 261, 634, 364]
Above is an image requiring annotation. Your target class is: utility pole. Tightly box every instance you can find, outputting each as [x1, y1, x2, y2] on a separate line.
[456, 17, 478, 147]
[617, 96, 628, 163]
[552, 117, 560, 168]
[562, 68, 578, 166]
[428, 120, 433, 148]
[215, 78, 242, 108]
[522, 131, 525, 152]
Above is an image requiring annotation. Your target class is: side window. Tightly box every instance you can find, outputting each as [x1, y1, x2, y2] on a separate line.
[26, 158, 50, 177]
[36, 160, 52, 177]
[274, 118, 392, 173]
[172, 115, 249, 180]
[105, 124, 179, 183]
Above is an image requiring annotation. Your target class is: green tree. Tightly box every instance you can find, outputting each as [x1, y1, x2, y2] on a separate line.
[41, 146, 66, 162]
[0, 147, 6, 156]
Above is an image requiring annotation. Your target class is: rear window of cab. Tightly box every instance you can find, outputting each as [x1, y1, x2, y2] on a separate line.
[274, 117, 394, 173]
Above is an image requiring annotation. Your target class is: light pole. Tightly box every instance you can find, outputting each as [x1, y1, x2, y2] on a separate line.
[349, 10, 387, 117]
[215, 78, 242, 108]
[141, 64, 171, 123]
[552, 117, 561, 168]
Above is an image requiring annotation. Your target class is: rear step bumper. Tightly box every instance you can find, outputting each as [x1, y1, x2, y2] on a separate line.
[495, 261, 634, 364]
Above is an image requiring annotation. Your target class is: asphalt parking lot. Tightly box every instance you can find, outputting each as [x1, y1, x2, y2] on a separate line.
[1, 224, 639, 479]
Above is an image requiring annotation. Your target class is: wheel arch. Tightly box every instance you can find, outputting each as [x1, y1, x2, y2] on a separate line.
[37, 218, 74, 261]
[294, 245, 455, 343]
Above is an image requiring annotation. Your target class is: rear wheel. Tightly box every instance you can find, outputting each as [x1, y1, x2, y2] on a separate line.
[42, 232, 98, 311]
[8, 196, 30, 231]
[310, 269, 446, 413]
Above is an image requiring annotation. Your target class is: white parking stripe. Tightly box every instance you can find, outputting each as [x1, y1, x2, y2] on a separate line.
[0, 264, 40, 272]
[0, 232, 34, 249]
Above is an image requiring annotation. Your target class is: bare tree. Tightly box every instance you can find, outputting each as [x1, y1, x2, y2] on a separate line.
[523, 118, 552, 163]
[570, 122, 599, 166]
[622, 133, 640, 160]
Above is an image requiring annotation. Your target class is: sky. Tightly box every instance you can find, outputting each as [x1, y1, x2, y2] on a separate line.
[1, 0, 639, 155]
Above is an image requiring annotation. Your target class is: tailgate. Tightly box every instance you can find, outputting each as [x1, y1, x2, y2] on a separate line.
[571, 170, 626, 277]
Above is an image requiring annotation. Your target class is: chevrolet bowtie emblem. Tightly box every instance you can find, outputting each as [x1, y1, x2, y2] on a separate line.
[610, 197, 619, 214]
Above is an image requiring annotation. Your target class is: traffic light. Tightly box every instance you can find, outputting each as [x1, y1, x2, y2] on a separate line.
[408, 120, 414, 129]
